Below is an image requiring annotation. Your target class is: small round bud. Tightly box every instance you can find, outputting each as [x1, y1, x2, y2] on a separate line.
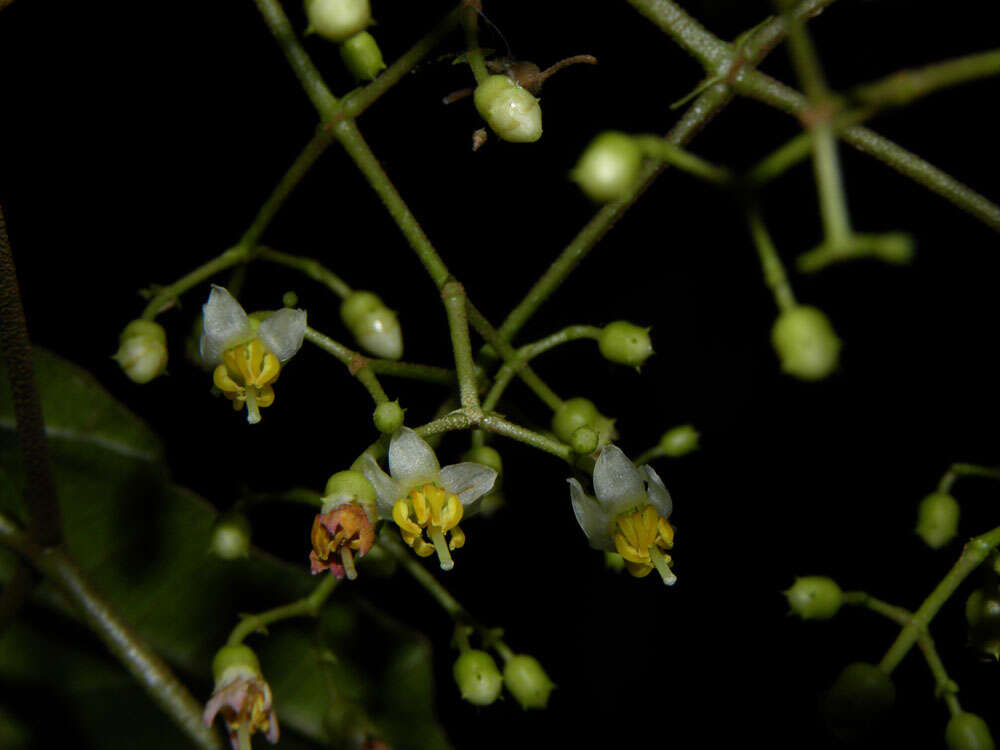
[209, 512, 252, 560]
[771, 305, 841, 381]
[282, 291, 299, 307]
[658, 424, 700, 457]
[503, 654, 554, 709]
[340, 31, 385, 81]
[453, 650, 503, 706]
[305, 0, 371, 43]
[473, 75, 542, 144]
[114, 320, 167, 384]
[373, 400, 404, 434]
[211, 644, 261, 683]
[823, 662, 895, 740]
[946, 712, 996, 750]
[571, 426, 599, 454]
[462, 445, 503, 475]
[340, 290, 403, 360]
[323, 469, 377, 513]
[604, 551, 626, 573]
[916, 492, 960, 549]
[571, 131, 643, 203]
[784, 576, 843, 620]
[598, 321, 653, 368]
[551, 398, 599, 445]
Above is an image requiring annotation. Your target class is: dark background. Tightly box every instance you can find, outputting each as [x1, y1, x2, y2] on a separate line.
[2, 0, 1000, 747]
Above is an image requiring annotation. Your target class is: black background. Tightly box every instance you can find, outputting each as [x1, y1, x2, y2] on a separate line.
[2, 0, 1000, 747]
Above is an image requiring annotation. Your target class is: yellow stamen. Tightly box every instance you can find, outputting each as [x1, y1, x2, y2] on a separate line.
[392, 483, 465, 569]
[613, 506, 676, 584]
[214, 339, 282, 424]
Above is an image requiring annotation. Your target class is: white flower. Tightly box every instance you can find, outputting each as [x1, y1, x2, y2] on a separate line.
[200, 285, 306, 424]
[567, 445, 676, 585]
[360, 427, 497, 570]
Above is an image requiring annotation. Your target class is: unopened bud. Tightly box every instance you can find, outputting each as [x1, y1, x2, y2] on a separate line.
[571, 131, 643, 203]
[945, 712, 995, 750]
[771, 305, 840, 381]
[305, 0, 371, 43]
[784, 576, 843, 620]
[503, 654, 554, 709]
[373, 400, 404, 434]
[598, 321, 653, 368]
[915, 492, 960, 549]
[658, 425, 699, 457]
[340, 31, 385, 81]
[341, 290, 402, 360]
[114, 320, 168, 384]
[453, 650, 503, 706]
[473, 75, 542, 143]
[209, 512, 252, 560]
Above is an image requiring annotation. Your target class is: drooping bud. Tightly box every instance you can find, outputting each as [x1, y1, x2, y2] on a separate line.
[209, 512, 252, 560]
[784, 576, 843, 620]
[571, 131, 643, 203]
[822, 662, 895, 742]
[373, 400, 405, 435]
[915, 492, 960, 549]
[305, 0, 371, 43]
[340, 31, 385, 81]
[503, 654, 554, 709]
[658, 424, 700, 457]
[473, 75, 542, 143]
[341, 290, 403, 360]
[114, 320, 168, 384]
[453, 650, 503, 706]
[598, 321, 653, 368]
[945, 712, 995, 750]
[771, 305, 840, 381]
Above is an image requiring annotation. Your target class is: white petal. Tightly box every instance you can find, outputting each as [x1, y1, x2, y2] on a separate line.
[568, 478, 613, 550]
[640, 465, 673, 519]
[388, 427, 441, 492]
[257, 308, 307, 363]
[358, 453, 401, 520]
[593, 445, 647, 516]
[199, 285, 252, 365]
[439, 463, 498, 513]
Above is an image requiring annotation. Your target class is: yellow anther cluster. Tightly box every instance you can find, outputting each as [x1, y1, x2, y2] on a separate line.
[225, 681, 274, 739]
[213, 339, 281, 423]
[613, 505, 674, 578]
[392, 483, 465, 558]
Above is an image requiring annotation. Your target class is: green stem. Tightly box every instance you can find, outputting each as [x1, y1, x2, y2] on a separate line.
[379, 531, 470, 621]
[746, 207, 797, 311]
[442, 281, 481, 412]
[480, 414, 572, 461]
[635, 136, 733, 186]
[853, 48, 1000, 108]
[482, 325, 602, 412]
[255, 246, 352, 298]
[466, 303, 564, 412]
[226, 573, 338, 646]
[303, 327, 388, 403]
[879, 526, 1000, 673]
[231, 488, 324, 516]
[0, 513, 223, 750]
[625, 0, 731, 72]
[938, 463, 1000, 494]
[414, 411, 473, 438]
[368, 359, 454, 386]
[141, 245, 249, 319]
[461, 2, 490, 85]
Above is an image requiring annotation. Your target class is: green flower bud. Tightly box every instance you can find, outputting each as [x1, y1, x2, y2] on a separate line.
[822, 662, 895, 740]
[598, 321, 653, 368]
[209, 512, 252, 560]
[323, 469, 377, 513]
[658, 424, 700, 457]
[966, 588, 986, 629]
[212, 644, 261, 683]
[771, 305, 841, 381]
[473, 75, 542, 143]
[453, 650, 503, 706]
[946, 712, 996, 750]
[503, 654, 554, 710]
[340, 31, 385, 81]
[571, 131, 643, 203]
[305, 0, 371, 43]
[916, 492, 960, 549]
[784, 576, 843, 620]
[462, 445, 503, 475]
[114, 319, 168, 384]
[552, 397, 617, 448]
[373, 400, 404, 434]
[340, 290, 403, 360]
[282, 291, 299, 307]
[604, 551, 626, 573]
[570, 426, 599, 454]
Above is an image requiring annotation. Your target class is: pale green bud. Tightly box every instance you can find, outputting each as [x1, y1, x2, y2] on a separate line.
[771, 305, 840, 381]
[461, 445, 503, 475]
[209, 512, 252, 560]
[305, 0, 371, 43]
[551, 397, 616, 448]
[503, 654, 554, 709]
[784, 576, 843, 620]
[373, 400, 404, 434]
[474, 75, 542, 143]
[453, 650, 503, 706]
[340, 31, 385, 81]
[570, 426, 599, 454]
[946, 712, 995, 750]
[658, 425, 700, 457]
[571, 131, 643, 203]
[598, 321, 653, 368]
[323, 469, 377, 513]
[915, 492, 960, 549]
[340, 290, 402, 360]
[114, 320, 168, 384]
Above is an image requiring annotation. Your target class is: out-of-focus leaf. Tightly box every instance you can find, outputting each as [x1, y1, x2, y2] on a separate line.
[0, 349, 448, 749]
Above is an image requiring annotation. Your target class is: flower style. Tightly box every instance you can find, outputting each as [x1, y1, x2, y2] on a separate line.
[203, 646, 279, 749]
[200, 285, 306, 424]
[359, 427, 497, 570]
[567, 445, 676, 585]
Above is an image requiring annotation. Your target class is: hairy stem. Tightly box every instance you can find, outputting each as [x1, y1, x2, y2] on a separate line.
[256, 246, 352, 298]
[746, 207, 797, 311]
[303, 327, 389, 403]
[227, 573, 339, 646]
[442, 281, 481, 412]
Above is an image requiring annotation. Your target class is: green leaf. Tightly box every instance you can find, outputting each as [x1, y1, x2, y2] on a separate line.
[0, 349, 449, 749]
